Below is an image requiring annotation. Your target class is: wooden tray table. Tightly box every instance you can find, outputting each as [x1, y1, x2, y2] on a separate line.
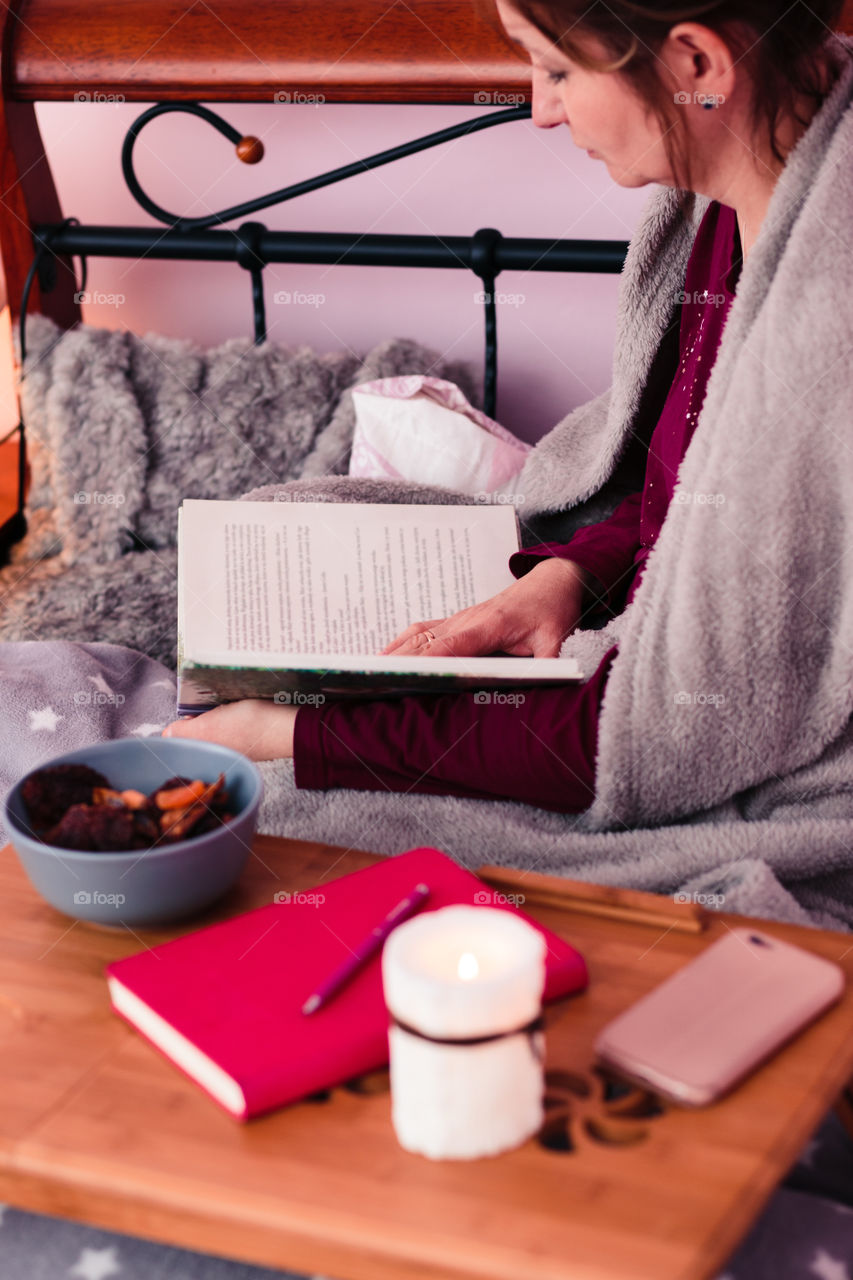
[2, 833, 853, 1280]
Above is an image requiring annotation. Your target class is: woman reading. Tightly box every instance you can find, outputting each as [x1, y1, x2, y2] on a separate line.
[166, 0, 852, 815]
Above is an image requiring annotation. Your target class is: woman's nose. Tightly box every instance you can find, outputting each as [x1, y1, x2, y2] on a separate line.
[530, 76, 567, 128]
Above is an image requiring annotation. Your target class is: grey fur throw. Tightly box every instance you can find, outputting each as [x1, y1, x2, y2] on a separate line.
[0, 324, 480, 664]
[15, 316, 480, 564]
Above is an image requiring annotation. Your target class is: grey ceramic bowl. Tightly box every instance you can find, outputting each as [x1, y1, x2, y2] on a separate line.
[3, 737, 263, 928]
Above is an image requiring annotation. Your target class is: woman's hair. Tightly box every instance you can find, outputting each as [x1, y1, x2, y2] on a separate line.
[480, 0, 847, 188]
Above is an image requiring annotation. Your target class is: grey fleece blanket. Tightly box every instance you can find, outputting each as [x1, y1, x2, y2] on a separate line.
[249, 37, 853, 929]
[3, 39, 853, 933]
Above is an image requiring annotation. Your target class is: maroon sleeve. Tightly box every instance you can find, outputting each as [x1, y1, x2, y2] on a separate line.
[510, 491, 643, 611]
[292, 646, 618, 814]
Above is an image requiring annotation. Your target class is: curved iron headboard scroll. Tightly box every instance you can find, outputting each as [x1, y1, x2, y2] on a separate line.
[121, 102, 532, 232]
[119, 100, 543, 393]
[29, 102, 628, 423]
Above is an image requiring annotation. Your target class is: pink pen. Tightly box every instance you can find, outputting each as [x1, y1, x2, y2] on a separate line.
[302, 883, 431, 1015]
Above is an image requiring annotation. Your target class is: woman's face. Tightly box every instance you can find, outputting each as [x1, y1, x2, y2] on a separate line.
[494, 0, 677, 189]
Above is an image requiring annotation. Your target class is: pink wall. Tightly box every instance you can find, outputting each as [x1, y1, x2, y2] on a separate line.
[35, 101, 649, 443]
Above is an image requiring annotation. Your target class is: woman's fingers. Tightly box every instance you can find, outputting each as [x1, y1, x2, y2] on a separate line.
[382, 595, 523, 659]
[387, 618, 499, 659]
[379, 559, 584, 661]
[381, 619, 445, 655]
[383, 628, 448, 657]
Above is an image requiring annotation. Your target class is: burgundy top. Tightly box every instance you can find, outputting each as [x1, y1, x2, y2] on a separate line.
[513, 201, 742, 609]
[292, 202, 742, 812]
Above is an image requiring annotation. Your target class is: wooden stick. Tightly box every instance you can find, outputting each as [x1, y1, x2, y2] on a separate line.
[477, 865, 707, 934]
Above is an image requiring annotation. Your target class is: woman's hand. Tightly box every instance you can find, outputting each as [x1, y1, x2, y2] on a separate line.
[381, 558, 592, 659]
[162, 701, 299, 761]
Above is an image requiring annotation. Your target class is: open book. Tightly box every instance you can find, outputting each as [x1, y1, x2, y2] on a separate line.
[176, 499, 583, 712]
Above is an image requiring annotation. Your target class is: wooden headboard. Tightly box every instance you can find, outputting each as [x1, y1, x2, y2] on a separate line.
[11, 0, 852, 103]
[7, 0, 529, 103]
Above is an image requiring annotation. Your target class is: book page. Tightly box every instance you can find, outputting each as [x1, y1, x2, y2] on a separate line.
[181, 500, 521, 660]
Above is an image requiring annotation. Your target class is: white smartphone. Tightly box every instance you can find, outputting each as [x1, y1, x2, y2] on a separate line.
[594, 928, 845, 1106]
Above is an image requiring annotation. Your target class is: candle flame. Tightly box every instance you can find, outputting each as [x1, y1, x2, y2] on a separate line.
[457, 951, 479, 981]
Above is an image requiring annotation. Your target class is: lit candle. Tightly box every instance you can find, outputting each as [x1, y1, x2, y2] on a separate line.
[382, 904, 546, 1160]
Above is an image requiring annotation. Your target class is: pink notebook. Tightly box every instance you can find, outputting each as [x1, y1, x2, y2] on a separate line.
[106, 847, 588, 1120]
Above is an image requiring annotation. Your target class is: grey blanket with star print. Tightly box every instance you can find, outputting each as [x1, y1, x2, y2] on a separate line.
[0, 641, 178, 816]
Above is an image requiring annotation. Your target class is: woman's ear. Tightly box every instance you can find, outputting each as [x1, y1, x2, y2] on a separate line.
[661, 22, 737, 111]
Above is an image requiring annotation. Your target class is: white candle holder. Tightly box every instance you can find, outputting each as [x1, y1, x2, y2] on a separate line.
[382, 905, 546, 1160]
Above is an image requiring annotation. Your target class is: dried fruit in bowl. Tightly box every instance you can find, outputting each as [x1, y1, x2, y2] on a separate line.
[45, 803, 138, 852]
[21, 763, 110, 830]
[21, 766, 235, 852]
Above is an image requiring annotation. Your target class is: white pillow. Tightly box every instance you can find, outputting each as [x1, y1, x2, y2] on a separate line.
[349, 375, 531, 500]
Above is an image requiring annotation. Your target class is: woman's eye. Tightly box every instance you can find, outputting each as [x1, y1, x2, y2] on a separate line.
[546, 71, 567, 85]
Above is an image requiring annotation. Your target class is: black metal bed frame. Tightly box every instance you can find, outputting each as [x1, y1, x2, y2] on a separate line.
[6, 101, 628, 558]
